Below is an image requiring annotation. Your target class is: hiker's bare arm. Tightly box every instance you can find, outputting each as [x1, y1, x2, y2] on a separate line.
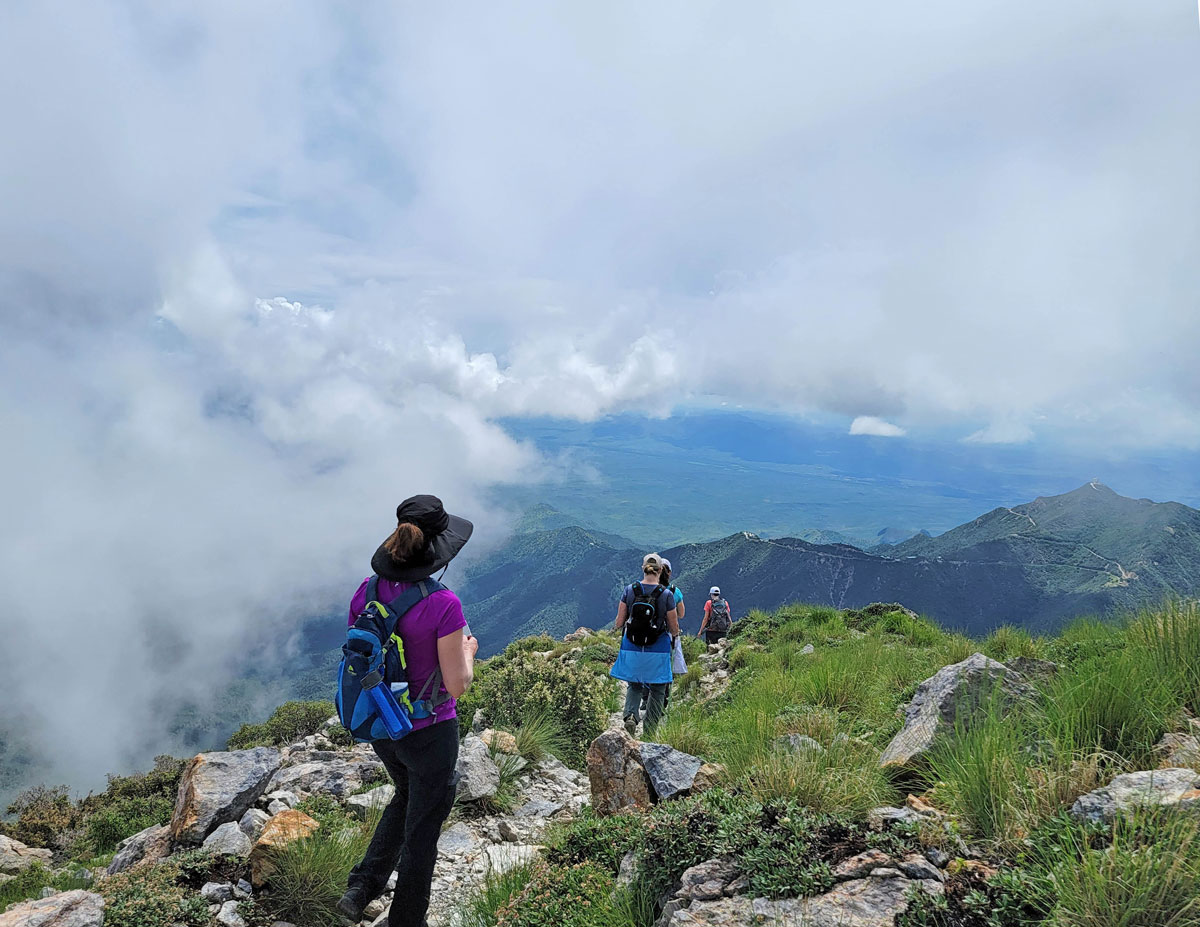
[677, 600, 686, 621]
[614, 600, 628, 630]
[439, 628, 477, 698]
[667, 607, 680, 637]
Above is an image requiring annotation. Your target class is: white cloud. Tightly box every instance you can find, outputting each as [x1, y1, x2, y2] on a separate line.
[849, 416, 907, 437]
[964, 421, 1036, 445]
[2, 0, 1200, 790]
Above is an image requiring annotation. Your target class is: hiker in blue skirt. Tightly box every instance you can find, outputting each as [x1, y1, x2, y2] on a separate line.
[611, 553, 679, 736]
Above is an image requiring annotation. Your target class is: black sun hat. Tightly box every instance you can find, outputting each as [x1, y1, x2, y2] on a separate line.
[371, 494, 474, 582]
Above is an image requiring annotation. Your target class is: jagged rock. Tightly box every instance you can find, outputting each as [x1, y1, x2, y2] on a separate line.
[675, 858, 738, 901]
[564, 627, 594, 642]
[216, 900, 246, 927]
[249, 810, 320, 887]
[639, 742, 705, 801]
[265, 756, 385, 801]
[39, 887, 57, 899]
[201, 882, 235, 904]
[832, 849, 892, 880]
[260, 790, 298, 811]
[1070, 768, 1200, 823]
[238, 808, 271, 840]
[617, 851, 637, 889]
[347, 785, 396, 820]
[235, 879, 253, 899]
[800, 643, 815, 655]
[586, 729, 653, 816]
[364, 897, 388, 919]
[203, 822, 253, 858]
[778, 734, 825, 754]
[498, 820, 521, 842]
[868, 806, 930, 828]
[879, 654, 1032, 768]
[437, 822, 480, 857]
[690, 763, 725, 795]
[1156, 733, 1200, 769]
[0, 890, 104, 927]
[171, 747, 282, 844]
[924, 847, 951, 868]
[898, 855, 945, 882]
[0, 835, 53, 874]
[471, 709, 487, 733]
[455, 735, 501, 802]
[480, 729, 519, 754]
[515, 798, 562, 818]
[485, 844, 543, 874]
[666, 875, 928, 927]
[106, 823, 171, 875]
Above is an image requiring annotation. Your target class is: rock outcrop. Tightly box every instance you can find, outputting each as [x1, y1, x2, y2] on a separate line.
[170, 747, 282, 844]
[879, 653, 1032, 768]
[455, 735, 501, 802]
[1070, 768, 1200, 823]
[249, 809, 320, 888]
[105, 822, 172, 875]
[0, 890, 104, 927]
[264, 750, 384, 801]
[0, 835, 53, 875]
[639, 742, 704, 801]
[586, 729, 653, 816]
[202, 821, 254, 858]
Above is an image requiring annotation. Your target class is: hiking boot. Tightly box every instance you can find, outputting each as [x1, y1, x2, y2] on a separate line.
[336, 887, 368, 925]
[623, 715, 638, 737]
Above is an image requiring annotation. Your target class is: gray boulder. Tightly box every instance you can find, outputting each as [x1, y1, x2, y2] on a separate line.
[437, 821, 481, 857]
[0, 890, 104, 927]
[106, 823, 172, 875]
[880, 653, 1031, 768]
[454, 735, 501, 802]
[238, 808, 271, 841]
[265, 757, 385, 801]
[348, 785, 396, 820]
[1156, 733, 1200, 769]
[639, 742, 705, 801]
[0, 835, 53, 874]
[201, 882, 235, 904]
[203, 821, 254, 858]
[216, 900, 246, 927]
[171, 747, 282, 844]
[1070, 768, 1200, 823]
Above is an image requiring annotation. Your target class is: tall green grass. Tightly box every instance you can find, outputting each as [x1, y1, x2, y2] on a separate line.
[457, 860, 537, 927]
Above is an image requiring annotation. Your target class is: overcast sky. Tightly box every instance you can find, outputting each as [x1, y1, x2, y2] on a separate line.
[2, 2, 1198, 789]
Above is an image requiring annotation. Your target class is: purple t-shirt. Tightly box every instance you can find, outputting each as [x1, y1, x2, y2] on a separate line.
[348, 577, 466, 731]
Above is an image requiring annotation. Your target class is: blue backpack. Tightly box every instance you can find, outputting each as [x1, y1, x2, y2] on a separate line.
[335, 576, 451, 742]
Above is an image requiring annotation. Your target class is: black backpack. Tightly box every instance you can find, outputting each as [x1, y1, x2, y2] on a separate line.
[709, 597, 731, 633]
[625, 581, 668, 646]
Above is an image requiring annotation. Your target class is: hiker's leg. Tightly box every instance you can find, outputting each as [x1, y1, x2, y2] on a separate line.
[348, 742, 410, 899]
[663, 682, 672, 712]
[623, 683, 645, 721]
[388, 720, 459, 927]
[643, 683, 668, 735]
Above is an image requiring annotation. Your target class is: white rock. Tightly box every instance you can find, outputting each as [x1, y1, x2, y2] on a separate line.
[216, 901, 246, 927]
[347, 785, 396, 820]
[202, 822, 253, 858]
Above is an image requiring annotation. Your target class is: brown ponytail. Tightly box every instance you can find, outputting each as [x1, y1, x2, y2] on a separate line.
[384, 522, 424, 560]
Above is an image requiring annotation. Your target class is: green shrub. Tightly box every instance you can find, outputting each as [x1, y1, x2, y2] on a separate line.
[513, 709, 572, 764]
[983, 625, 1046, 662]
[259, 807, 377, 927]
[2, 784, 79, 850]
[458, 860, 538, 927]
[0, 863, 93, 910]
[84, 795, 174, 854]
[1037, 808, 1200, 927]
[100, 860, 209, 927]
[495, 861, 622, 927]
[463, 656, 609, 766]
[546, 809, 646, 874]
[227, 700, 339, 750]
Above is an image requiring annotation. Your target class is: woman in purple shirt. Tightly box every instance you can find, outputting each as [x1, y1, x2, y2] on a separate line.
[338, 495, 478, 927]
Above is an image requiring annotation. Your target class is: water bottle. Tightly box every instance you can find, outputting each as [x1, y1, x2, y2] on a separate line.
[365, 680, 413, 739]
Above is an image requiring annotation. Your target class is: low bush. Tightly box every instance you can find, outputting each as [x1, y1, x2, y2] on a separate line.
[461, 656, 609, 766]
[495, 861, 622, 927]
[546, 808, 646, 874]
[2, 784, 79, 851]
[227, 700, 340, 750]
[100, 860, 210, 927]
[0, 863, 92, 910]
[457, 860, 538, 927]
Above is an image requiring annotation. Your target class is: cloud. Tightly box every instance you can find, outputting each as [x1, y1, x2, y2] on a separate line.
[849, 416, 907, 438]
[964, 421, 1036, 445]
[2, 0, 1199, 791]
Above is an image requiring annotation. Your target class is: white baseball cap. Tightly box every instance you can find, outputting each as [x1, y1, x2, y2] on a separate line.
[710, 586, 721, 596]
[661, 558, 672, 571]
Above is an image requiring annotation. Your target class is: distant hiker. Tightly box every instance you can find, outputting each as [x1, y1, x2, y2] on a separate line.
[698, 586, 733, 645]
[337, 495, 477, 927]
[611, 552, 680, 736]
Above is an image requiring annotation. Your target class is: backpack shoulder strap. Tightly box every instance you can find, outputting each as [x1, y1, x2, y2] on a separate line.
[365, 575, 381, 606]
[371, 579, 445, 636]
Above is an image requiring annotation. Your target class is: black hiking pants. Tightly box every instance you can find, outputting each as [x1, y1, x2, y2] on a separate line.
[348, 719, 459, 927]
[705, 629, 725, 645]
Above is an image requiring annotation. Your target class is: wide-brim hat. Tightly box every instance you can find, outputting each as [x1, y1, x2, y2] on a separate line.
[371, 494, 474, 582]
